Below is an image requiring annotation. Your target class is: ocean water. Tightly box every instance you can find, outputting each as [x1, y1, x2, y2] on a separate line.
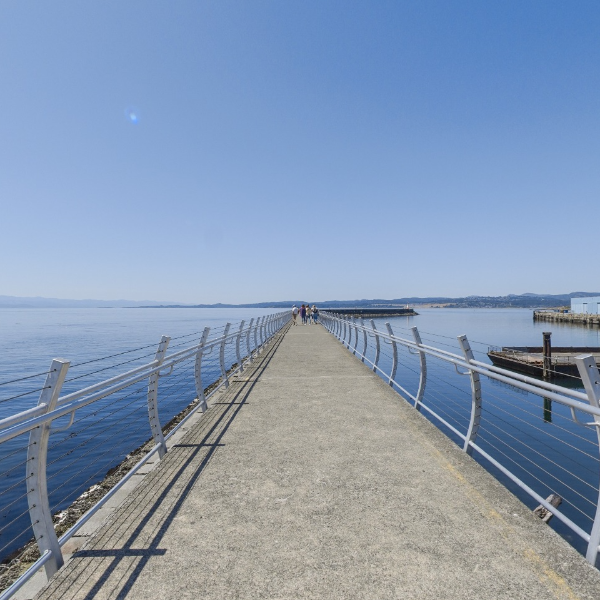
[0, 307, 599, 564]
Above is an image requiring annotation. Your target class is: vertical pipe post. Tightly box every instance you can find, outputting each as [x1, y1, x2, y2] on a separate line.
[194, 327, 210, 412]
[543, 331, 552, 379]
[246, 318, 254, 359]
[370, 320, 380, 373]
[220, 323, 231, 388]
[412, 326, 427, 411]
[148, 335, 170, 459]
[575, 355, 600, 566]
[27, 359, 70, 579]
[360, 318, 367, 363]
[458, 334, 482, 455]
[385, 323, 398, 386]
[342, 319, 347, 347]
[236, 320, 245, 372]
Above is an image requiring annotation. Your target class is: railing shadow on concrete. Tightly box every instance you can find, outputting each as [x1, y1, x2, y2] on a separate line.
[0, 312, 290, 598]
[54, 332, 288, 600]
[320, 311, 600, 569]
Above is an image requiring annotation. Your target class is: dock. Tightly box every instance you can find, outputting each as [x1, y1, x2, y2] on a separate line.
[34, 325, 600, 600]
[534, 310, 600, 327]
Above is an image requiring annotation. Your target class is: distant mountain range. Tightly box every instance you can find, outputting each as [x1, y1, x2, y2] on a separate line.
[1, 292, 598, 309]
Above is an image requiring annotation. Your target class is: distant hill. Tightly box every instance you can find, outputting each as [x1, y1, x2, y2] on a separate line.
[1, 293, 598, 310]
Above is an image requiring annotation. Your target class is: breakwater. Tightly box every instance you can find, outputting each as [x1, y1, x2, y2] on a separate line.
[533, 310, 600, 327]
[332, 307, 417, 318]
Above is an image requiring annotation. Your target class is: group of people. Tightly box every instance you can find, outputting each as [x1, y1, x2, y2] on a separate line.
[291, 304, 319, 325]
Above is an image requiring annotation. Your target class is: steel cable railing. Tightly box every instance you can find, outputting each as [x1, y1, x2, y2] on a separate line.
[320, 311, 600, 568]
[0, 311, 290, 598]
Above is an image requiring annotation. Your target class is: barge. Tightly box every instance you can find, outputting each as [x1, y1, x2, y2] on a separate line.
[488, 346, 600, 378]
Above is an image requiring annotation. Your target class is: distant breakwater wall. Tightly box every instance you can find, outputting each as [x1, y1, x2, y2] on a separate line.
[533, 310, 600, 327]
[331, 308, 418, 318]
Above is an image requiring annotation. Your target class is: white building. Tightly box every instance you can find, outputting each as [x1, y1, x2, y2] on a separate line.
[571, 296, 600, 315]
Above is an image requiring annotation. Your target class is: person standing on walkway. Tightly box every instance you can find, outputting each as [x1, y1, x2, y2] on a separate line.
[291, 305, 299, 325]
[312, 305, 319, 324]
[300, 304, 307, 325]
[306, 304, 312, 324]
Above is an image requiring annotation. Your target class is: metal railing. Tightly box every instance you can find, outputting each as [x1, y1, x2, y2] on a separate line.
[0, 311, 290, 598]
[320, 312, 600, 567]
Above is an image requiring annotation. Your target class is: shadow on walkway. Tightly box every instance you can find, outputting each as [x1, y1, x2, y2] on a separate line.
[38, 330, 288, 600]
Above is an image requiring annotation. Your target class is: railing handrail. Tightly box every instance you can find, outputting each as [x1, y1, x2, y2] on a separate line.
[0, 321, 268, 440]
[320, 311, 600, 566]
[0, 310, 291, 598]
[322, 313, 593, 408]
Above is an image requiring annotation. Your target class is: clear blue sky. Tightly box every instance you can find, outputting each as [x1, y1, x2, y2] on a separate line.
[1, 1, 599, 303]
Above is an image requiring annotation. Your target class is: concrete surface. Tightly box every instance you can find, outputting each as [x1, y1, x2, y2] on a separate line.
[35, 324, 600, 599]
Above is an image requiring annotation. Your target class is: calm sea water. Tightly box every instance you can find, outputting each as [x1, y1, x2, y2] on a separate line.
[0, 307, 599, 563]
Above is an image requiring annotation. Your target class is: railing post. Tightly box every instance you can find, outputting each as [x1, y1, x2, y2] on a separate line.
[27, 358, 70, 579]
[344, 317, 352, 350]
[253, 317, 260, 355]
[370, 320, 380, 373]
[259, 316, 265, 349]
[360, 318, 367, 362]
[246, 317, 254, 359]
[385, 323, 398, 386]
[412, 326, 427, 411]
[236, 320, 245, 372]
[220, 323, 231, 388]
[194, 327, 210, 412]
[575, 355, 600, 566]
[458, 334, 482, 455]
[352, 318, 359, 356]
[148, 335, 170, 459]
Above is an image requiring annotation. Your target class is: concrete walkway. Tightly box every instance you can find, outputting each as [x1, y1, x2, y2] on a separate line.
[36, 324, 600, 599]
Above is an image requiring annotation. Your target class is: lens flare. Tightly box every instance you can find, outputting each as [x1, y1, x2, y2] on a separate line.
[124, 107, 139, 124]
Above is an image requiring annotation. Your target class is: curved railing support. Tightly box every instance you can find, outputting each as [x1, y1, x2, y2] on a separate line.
[360, 318, 367, 363]
[194, 327, 210, 412]
[576, 355, 600, 566]
[220, 323, 231, 388]
[246, 318, 255, 359]
[27, 359, 70, 579]
[254, 317, 260, 356]
[370, 319, 380, 373]
[458, 334, 481, 455]
[412, 326, 427, 411]
[148, 336, 170, 459]
[385, 323, 398, 386]
[236, 320, 245, 372]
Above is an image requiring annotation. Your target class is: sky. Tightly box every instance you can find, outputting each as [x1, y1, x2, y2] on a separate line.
[1, 1, 599, 303]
